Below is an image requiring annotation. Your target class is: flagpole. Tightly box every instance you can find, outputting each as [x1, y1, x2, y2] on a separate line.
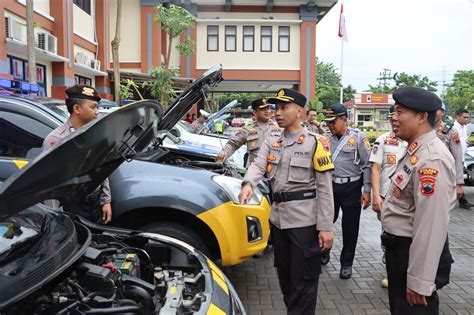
[339, 37, 344, 104]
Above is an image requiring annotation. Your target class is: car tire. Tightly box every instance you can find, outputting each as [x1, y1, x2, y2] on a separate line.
[140, 222, 210, 256]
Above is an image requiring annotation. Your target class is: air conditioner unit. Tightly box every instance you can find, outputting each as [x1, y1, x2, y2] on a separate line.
[5, 16, 26, 43]
[75, 52, 89, 66]
[37, 32, 58, 54]
[90, 59, 101, 71]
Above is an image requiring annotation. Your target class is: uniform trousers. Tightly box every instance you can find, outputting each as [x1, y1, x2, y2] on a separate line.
[331, 179, 363, 267]
[383, 234, 439, 314]
[272, 224, 321, 315]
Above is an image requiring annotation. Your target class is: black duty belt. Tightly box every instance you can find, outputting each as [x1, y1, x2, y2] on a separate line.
[381, 231, 412, 248]
[272, 189, 316, 203]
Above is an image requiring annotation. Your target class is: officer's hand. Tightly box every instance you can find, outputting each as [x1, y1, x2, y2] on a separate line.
[102, 203, 112, 224]
[362, 192, 371, 209]
[216, 152, 226, 163]
[319, 231, 334, 252]
[372, 194, 383, 213]
[406, 288, 428, 306]
[238, 184, 253, 204]
[456, 184, 463, 200]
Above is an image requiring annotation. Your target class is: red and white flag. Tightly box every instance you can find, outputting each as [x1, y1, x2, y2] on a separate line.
[338, 4, 348, 43]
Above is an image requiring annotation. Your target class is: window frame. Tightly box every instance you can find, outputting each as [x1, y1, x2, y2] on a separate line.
[260, 26, 272, 52]
[207, 25, 219, 52]
[225, 25, 237, 52]
[278, 26, 290, 52]
[73, 0, 91, 15]
[242, 26, 255, 52]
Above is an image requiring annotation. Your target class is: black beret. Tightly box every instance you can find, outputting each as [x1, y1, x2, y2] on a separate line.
[65, 84, 101, 102]
[392, 87, 441, 113]
[324, 103, 348, 121]
[251, 98, 271, 110]
[268, 88, 307, 107]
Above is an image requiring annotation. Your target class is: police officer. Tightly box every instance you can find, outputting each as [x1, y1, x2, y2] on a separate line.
[42, 85, 112, 224]
[217, 98, 280, 166]
[370, 105, 408, 288]
[190, 109, 210, 133]
[239, 88, 334, 314]
[381, 87, 455, 314]
[322, 103, 371, 279]
[435, 103, 464, 201]
[303, 109, 324, 134]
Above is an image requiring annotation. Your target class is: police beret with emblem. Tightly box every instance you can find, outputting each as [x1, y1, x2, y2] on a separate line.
[268, 88, 307, 107]
[65, 85, 101, 102]
[392, 87, 441, 113]
[324, 103, 348, 121]
[251, 98, 271, 110]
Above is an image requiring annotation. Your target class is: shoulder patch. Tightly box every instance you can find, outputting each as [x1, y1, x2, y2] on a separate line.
[362, 137, 371, 150]
[452, 132, 460, 144]
[419, 168, 439, 197]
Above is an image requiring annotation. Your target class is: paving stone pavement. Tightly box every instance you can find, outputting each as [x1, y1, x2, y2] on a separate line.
[223, 202, 474, 315]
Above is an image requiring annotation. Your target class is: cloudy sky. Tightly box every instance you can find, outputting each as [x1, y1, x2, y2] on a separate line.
[315, 0, 474, 93]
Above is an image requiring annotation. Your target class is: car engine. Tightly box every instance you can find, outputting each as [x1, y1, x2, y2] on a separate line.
[7, 232, 208, 315]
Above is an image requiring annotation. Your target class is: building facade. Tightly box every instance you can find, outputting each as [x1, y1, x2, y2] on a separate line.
[1, 0, 336, 101]
[345, 93, 394, 129]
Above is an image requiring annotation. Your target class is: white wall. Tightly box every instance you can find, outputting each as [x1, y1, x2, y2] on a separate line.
[73, 0, 96, 43]
[109, 0, 141, 63]
[195, 21, 300, 70]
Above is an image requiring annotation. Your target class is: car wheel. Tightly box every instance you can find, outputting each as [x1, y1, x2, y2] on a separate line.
[140, 222, 210, 256]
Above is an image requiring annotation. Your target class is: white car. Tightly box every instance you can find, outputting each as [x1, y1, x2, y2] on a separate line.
[170, 121, 247, 168]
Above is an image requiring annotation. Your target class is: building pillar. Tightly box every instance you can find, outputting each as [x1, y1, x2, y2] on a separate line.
[299, 5, 317, 102]
[0, 4, 12, 79]
[140, 2, 161, 73]
[95, 0, 113, 100]
[50, 0, 75, 99]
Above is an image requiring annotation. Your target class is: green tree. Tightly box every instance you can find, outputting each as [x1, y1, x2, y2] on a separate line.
[154, 4, 195, 69]
[210, 92, 268, 110]
[315, 58, 354, 107]
[444, 70, 474, 114]
[143, 4, 196, 107]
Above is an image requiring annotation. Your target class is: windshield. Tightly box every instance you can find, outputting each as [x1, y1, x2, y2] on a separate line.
[177, 121, 192, 132]
[43, 102, 69, 118]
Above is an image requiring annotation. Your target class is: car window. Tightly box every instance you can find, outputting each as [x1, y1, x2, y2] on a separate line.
[0, 110, 52, 158]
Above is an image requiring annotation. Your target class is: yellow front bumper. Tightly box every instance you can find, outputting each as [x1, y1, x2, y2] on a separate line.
[197, 198, 271, 266]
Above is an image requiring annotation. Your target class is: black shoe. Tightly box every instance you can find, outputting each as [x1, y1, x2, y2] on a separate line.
[459, 203, 473, 210]
[321, 252, 330, 265]
[339, 266, 352, 279]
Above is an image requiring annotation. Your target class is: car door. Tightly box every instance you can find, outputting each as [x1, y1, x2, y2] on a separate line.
[0, 100, 59, 182]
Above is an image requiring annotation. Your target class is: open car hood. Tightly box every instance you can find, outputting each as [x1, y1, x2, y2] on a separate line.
[0, 100, 163, 219]
[157, 64, 223, 131]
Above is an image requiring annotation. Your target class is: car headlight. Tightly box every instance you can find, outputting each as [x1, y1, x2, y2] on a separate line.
[212, 175, 263, 205]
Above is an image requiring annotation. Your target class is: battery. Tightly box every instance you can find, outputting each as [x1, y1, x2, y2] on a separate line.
[111, 253, 140, 277]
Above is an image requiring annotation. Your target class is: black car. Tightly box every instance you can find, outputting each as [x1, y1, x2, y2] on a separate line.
[0, 101, 244, 314]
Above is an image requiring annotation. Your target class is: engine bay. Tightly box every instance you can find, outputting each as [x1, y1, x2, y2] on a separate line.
[6, 224, 212, 315]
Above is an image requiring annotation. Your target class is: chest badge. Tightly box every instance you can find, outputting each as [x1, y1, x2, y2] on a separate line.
[392, 187, 402, 198]
[387, 154, 396, 164]
[348, 137, 356, 145]
[267, 155, 277, 161]
[297, 134, 305, 143]
[410, 154, 419, 165]
[271, 142, 281, 148]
